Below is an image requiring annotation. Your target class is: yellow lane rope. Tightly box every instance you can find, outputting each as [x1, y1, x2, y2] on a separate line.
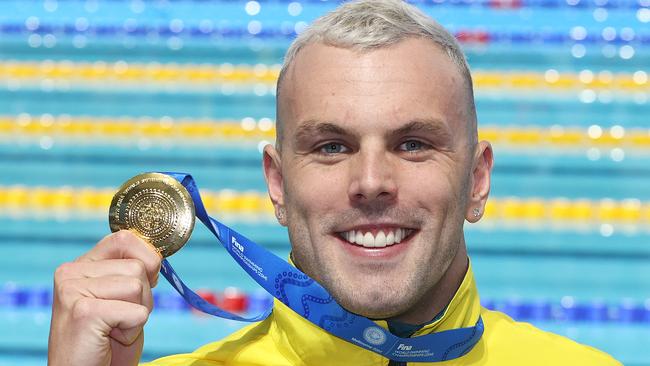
[1, 115, 649, 149]
[0, 186, 273, 218]
[0, 61, 647, 91]
[0, 115, 276, 142]
[0, 185, 648, 226]
[0, 61, 280, 84]
[479, 125, 650, 149]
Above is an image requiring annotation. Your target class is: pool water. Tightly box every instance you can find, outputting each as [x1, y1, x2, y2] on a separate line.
[0, 0, 648, 364]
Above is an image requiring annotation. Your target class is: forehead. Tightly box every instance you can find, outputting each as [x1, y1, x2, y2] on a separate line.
[278, 38, 470, 137]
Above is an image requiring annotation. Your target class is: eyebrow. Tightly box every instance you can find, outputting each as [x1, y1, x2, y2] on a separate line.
[389, 119, 452, 141]
[292, 118, 452, 144]
[293, 120, 353, 144]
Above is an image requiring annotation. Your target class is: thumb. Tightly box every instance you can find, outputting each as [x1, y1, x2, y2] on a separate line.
[109, 326, 143, 347]
[109, 331, 144, 366]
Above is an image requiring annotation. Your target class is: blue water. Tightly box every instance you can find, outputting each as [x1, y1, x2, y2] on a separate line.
[1, 0, 649, 365]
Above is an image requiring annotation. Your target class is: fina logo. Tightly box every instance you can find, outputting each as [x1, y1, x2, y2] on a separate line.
[363, 326, 387, 346]
[397, 343, 413, 351]
[231, 236, 244, 252]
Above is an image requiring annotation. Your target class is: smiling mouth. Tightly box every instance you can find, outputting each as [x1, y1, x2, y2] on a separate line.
[337, 228, 416, 248]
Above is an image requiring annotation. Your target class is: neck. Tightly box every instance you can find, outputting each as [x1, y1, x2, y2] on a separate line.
[387, 243, 469, 325]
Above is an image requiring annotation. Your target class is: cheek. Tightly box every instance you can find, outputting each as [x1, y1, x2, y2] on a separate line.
[284, 163, 349, 218]
[400, 162, 459, 203]
[400, 165, 470, 230]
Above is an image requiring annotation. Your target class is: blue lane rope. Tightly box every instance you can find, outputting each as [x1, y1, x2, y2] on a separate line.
[8, 0, 648, 10]
[0, 23, 649, 45]
[2, 283, 649, 324]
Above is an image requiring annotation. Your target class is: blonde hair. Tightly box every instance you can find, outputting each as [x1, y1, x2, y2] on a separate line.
[276, 0, 477, 144]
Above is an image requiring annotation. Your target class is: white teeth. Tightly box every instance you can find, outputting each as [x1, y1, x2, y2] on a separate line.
[340, 228, 412, 248]
[363, 232, 374, 247]
[385, 231, 395, 246]
[356, 231, 364, 245]
[374, 231, 387, 248]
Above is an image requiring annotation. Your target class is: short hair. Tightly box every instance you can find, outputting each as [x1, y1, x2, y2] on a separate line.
[275, 0, 477, 147]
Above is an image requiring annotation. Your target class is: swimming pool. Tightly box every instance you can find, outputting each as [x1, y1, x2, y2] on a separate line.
[0, 0, 648, 364]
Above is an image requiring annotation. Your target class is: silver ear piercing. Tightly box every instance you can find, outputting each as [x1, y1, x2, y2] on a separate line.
[472, 208, 481, 218]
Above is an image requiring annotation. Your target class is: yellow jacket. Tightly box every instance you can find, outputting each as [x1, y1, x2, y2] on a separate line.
[143, 263, 620, 366]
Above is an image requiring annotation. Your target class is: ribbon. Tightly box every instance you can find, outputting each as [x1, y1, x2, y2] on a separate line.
[158, 172, 483, 362]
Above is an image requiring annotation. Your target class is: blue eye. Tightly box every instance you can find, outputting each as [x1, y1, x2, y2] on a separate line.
[399, 140, 424, 152]
[320, 143, 347, 154]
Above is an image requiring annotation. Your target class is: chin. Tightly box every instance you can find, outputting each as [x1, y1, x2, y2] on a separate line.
[342, 297, 407, 319]
[331, 282, 412, 319]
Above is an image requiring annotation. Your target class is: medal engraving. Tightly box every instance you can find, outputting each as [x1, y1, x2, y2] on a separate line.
[109, 173, 195, 257]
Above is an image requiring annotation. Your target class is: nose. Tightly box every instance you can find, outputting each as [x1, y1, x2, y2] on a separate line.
[347, 147, 398, 205]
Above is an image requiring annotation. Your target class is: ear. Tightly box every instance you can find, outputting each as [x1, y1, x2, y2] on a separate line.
[263, 144, 287, 226]
[465, 141, 494, 223]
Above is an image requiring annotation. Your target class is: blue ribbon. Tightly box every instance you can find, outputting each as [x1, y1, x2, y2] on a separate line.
[158, 172, 484, 362]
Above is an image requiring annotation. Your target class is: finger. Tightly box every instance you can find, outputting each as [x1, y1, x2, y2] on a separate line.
[53, 259, 156, 313]
[60, 275, 153, 311]
[72, 297, 149, 346]
[110, 326, 144, 350]
[55, 259, 156, 288]
[77, 230, 162, 285]
[109, 330, 144, 366]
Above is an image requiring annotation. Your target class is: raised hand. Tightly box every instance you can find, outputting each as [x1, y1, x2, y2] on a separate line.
[48, 230, 162, 366]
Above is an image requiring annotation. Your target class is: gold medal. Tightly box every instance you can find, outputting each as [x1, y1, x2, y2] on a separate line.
[109, 172, 195, 258]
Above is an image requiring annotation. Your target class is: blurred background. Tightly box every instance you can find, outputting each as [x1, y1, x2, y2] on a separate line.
[0, 0, 648, 365]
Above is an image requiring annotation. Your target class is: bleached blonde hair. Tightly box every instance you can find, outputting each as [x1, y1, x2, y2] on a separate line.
[275, 0, 477, 145]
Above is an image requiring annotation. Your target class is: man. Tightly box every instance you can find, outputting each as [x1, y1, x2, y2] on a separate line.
[48, 0, 621, 365]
